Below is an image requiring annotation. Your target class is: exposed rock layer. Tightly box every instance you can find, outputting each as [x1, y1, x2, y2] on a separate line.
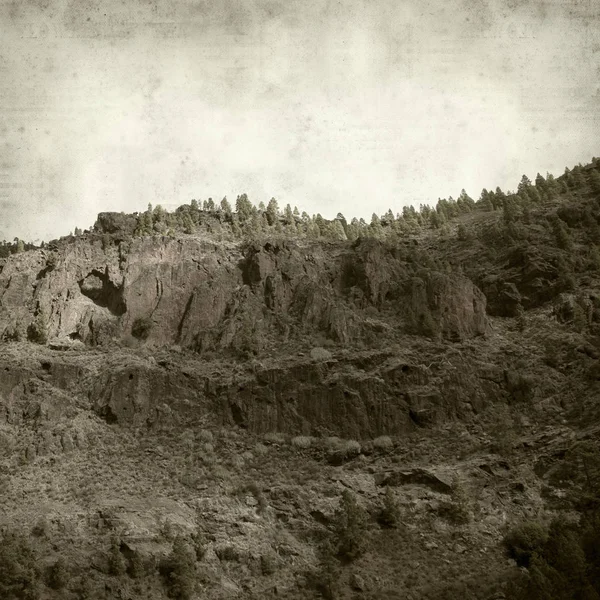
[0, 234, 488, 350]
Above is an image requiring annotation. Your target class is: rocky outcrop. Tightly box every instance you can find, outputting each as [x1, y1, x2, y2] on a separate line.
[407, 272, 488, 341]
[0, 341, 520, 438]
[0, 232, 489, 351]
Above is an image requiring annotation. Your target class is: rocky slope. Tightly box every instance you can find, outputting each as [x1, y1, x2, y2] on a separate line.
[0, 165, 599, 600]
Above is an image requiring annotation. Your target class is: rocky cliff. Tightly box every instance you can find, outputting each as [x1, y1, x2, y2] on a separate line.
[0, 229, 488, 352]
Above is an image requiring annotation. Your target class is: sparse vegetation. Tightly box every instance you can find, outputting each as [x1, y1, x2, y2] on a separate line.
[107, 536, 127, 576]
[0, 531, 40, 600]
[332, 490, 369, 561]
[131, 316, 152, 340]
[378, 487, 402, 529]
[439, 476, 471, 525]
[27, 312, 48, 344]
[161, 536, 196, 600]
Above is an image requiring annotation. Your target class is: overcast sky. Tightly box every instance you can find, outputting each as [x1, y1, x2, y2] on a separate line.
[1, 0, 599, 241]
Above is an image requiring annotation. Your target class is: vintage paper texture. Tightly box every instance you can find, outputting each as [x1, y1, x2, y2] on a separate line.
[1, 0, 599, 241]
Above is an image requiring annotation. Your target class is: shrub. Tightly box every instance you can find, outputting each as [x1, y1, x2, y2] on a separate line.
[373, 435, 394, 451]
[457, 223, 470, 241]
[310, 347, 333, 361]
[332, 490, 369, 561]
[260, 551, 278, 575]
[190, 532, 206, 562]
[215, 545, 240, 562]
[3, 320, 25, 342]
[0, 531, 40, 599]
[234, 482, 267, 513]
[503, 520, 549, 567]
[378, 487, 401, 529]
[505, 517, 599, 599]
[131, 316, 152, 340]
[313, 540, 341, 600]
[291, 435, 314, 449]
[46, 557, 69, 590]
[127, 551, 146, 579]
[439, 477, 471, 525]
[27, 313, 48, 344]
[263, 431, 287, 444]
[161, 536, 196, 600]
[326, 439, 362, 465]
[107, 537, 127, 576]
[197, 429, 214, 443]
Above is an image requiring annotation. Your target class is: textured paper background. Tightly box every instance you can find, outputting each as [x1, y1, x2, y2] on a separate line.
[1, 0, 599, 240]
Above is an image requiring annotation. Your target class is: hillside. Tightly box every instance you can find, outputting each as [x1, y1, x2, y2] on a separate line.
[0, 161, 599, 600]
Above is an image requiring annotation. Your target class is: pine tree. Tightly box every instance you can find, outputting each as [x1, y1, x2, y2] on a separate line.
[283, 203, 294, 224]
[266, 198, 279, 226]
[152, 205, 167, 234]
[564, 167, 575, 189]
[182, 212, 195, 234]
[379, 487, 401, 529]
[535, 172, 547, 193]
[494, 187, 507, 210]
[503, 196, 517, 225]
[306, 219, 320, 239]
[336, 212, 348, 229]
[248, 212, 265, 238]
[346, 217, 360, 240]
[369, 214, 384, 238]
[589, 170, 600, 195]
[165, 536, 196, 600]
[220, 197, 232, 216]
[479, 189, 493, 211]
[550, 214, 572, 251]
[315, 213, 326, 233]
[545, 172, 559, 198]
[331, 220, 347, 240]
[333, 490, 368, 561]
[235, 193, 253, 222]
[142, 210, 153, 235]
[518, 174, 533, 195]
[458, 189, 475, 212]
[285, 214, 297, 235]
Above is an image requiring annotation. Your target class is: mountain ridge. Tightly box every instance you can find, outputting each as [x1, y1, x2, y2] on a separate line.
[0, 159, 599, 599]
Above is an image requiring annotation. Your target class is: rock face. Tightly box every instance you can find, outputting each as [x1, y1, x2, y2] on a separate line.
[0, 234, 489, 350]
[0, 340, 525, 439]
[407, 272, 488, 341]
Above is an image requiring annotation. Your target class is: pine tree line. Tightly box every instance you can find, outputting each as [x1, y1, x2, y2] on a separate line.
[3, 158, 599, 251]
[129, 159, 600, 243]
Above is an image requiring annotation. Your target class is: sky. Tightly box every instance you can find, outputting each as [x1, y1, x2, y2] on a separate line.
[1, 0, 599, 242]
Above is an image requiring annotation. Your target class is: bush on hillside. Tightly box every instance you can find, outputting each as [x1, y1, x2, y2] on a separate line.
[332, 490, 369, 561]
[27, 312, 48, 344]
[378, 487, 402, 529]
[131, 316, 152, 340]
[504, 520, 549, 567]
[0, 531, 40, 600]
[160, 536, 196, 600]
